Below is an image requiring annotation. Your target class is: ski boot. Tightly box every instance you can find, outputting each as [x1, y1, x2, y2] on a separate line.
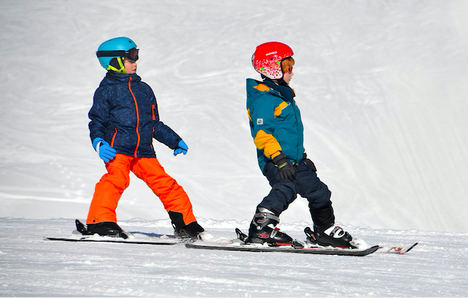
[168, 211, 205, 240]
[247, 208, 292, 246]
[77, 220, 129, 239]
[305, 225, 356, 249]
[174, 221, 205, 240]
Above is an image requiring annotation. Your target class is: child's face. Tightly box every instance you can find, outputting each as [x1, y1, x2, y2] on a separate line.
[124, 59, 137, 74]
[283, 69, 293, 84]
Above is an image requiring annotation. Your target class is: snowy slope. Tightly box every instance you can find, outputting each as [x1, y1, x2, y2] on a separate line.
[1, 218, 467, 296]
[1, 1, 468, 296]
[1, 0, 468, 232]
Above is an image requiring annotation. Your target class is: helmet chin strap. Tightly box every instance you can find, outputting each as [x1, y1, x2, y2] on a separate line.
[107, 57, 126, 73]
[276, 78, 289, 86]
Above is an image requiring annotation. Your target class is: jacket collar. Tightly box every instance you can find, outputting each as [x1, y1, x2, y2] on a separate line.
[262, 78, 295, 102]
[104, 71, 142, 83]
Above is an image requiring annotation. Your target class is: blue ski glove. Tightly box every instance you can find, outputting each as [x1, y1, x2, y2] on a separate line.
[92, 137, 116, 163]
[173, 140, 188, 156]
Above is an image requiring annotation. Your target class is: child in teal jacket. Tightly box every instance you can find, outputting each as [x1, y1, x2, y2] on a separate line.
[246, 41, 354, 248]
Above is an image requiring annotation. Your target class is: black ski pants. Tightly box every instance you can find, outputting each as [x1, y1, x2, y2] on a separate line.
[258, 158, 335, 231]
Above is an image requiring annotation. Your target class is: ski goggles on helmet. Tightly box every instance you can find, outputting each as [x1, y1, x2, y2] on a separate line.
[96, 47, 139, 61]
[281, 57, 294, 74]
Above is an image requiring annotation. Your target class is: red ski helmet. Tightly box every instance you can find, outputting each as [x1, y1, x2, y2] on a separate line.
[252, 41, 294, 79]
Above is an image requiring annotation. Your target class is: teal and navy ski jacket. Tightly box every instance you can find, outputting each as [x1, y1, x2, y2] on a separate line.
[246, 78, 305, 171]
[89, 72, 181, 158]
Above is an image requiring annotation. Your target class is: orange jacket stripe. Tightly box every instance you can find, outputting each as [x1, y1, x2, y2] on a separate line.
[254, 129, 282, 158]
[253, 83, 272, 92]
[128, 76, 140, 157]
[274, 101, 289, 117]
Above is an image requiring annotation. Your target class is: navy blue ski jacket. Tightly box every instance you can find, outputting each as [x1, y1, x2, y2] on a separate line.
[88, 72, 181, 158]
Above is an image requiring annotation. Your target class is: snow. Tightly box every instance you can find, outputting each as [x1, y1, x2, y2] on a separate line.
[1, 0, 468, 296]
[1, 218, 467, 296]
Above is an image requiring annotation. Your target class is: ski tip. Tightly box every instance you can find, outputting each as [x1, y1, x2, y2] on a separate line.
[405, 242, 419, 253]
[379, 242, 419, 254]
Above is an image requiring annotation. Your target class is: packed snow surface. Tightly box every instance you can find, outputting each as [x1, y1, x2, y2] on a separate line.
[1, 218, 468, 296]
[1, 0, 468, 296]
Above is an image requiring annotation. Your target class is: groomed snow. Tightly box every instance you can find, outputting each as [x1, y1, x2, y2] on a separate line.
[1, 218, 467, 296]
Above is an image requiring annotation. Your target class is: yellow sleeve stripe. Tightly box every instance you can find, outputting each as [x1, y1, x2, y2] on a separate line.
[274, 101, 289, 117]
[254, 129, 282, 158]
[247, 109, 252, 121]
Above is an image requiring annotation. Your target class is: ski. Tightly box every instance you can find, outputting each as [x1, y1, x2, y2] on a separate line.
[378, 242, 419, 255]
[45, 219, 178, 245]
[185, 241, 379, 256]
[45, 236, 178, 245]
[304, 226, 418, 255]
[185, 228, 379, 256]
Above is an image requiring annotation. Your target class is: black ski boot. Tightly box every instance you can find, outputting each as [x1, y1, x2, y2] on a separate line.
[247, 208, 292, 246]
[80, 220, 129, 239]
[174, 221, 205, 240]
[168, 211, 205, 240]
[305, 225, 355, 248]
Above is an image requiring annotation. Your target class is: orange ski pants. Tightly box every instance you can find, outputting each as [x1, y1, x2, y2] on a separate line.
[86, 154, 196, 225]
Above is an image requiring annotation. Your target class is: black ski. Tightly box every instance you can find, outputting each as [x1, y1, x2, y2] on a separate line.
[379, 242, 419, 254]
[185, 241, 379, 256]
[45, 236, 178, 245]
[185, 228, 379, 256]
[45, 219, 178, 245]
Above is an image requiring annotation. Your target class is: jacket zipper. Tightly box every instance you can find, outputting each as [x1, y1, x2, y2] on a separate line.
[291, 99, 300, 160]
[110, 127, 117, 147]
[128, 76, 140, 157]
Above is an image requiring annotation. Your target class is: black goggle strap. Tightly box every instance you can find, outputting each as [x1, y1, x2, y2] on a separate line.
[97, 48, 139, 61]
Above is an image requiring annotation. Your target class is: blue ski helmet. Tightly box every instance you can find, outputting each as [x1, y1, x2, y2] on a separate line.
[96, 37, 138, 71]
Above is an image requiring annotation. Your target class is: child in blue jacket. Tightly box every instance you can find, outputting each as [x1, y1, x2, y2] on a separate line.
[246, 41, 354, 248]
[83, 37, 203, 239]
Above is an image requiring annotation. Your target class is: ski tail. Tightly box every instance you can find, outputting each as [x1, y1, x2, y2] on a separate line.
[75, 219, 88, 235]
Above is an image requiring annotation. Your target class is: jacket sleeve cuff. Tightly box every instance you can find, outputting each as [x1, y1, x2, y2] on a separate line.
[92, 137, 104, 151]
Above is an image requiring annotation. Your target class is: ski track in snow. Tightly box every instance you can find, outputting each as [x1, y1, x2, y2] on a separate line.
[0, 218, 467, 296]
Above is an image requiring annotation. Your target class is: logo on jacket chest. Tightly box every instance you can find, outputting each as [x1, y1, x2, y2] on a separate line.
[256, 118, 264, 125]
